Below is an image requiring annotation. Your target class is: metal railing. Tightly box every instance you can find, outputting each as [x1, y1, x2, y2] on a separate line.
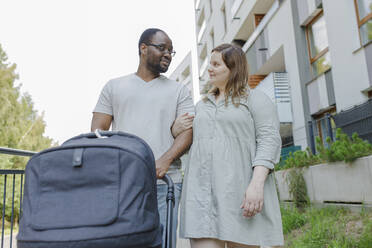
[0, 147, 36, 248]
[333, 99, 372, 144]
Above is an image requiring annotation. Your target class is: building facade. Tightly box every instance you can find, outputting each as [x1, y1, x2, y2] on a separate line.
[170, 51, 195, 101]
[194, 0, 372, 151]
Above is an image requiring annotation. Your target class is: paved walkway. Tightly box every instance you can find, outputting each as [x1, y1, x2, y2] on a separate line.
[2, 234, 17, 248]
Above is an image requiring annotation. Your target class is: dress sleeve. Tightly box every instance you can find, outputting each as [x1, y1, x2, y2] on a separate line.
[248, 90, 281, 171]
[176, 85, 195, 118]
[93, 81, 113, 116]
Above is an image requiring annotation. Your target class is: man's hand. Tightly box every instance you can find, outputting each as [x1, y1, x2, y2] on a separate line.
[155, 157, 172, 178]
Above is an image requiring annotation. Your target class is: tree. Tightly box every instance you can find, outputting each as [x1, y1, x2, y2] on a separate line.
[0, 44, 56, 222]
[0, 44, 55, 169]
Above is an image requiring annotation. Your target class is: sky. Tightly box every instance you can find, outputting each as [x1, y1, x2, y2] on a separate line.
[0, 0, 200, 144]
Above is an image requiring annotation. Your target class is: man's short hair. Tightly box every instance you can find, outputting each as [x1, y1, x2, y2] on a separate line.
[138, 28, 165, 55]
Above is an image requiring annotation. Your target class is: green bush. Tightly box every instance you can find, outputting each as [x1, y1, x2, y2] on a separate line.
[316, 129, 372, 164]
[278, 128, 372, 171]
[281, 147, 321, 170]
[286, 168, 310, 208]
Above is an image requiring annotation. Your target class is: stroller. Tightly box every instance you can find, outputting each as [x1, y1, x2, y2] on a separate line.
[17, 131, 175, 248]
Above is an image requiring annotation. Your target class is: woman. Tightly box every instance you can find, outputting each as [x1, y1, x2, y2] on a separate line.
[173, 44, 284, 248]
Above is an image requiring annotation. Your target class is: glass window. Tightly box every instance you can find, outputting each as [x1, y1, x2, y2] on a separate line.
[356, 0, 372, 20]
[312, 52, 331, 77]
[306, 13, 331, 77]
[355, 0, 372, 46]
[360, 19, 372, 45]
[308, 15, 329, 58]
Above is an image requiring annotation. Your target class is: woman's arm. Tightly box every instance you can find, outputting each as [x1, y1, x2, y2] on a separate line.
[241, 90, 281, 217]
[241, 166, 269, 217]
[171, 113, 194, 138]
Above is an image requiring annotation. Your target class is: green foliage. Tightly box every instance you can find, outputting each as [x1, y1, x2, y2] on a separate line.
[286, 168, 310, 209]
[283, 205, 372, 247]
[278, 128, 372, 171]
[316, 129, 372, 163]
[280, 205, 307, 235]
[278, 129, 372, 208]
[281, 147, 321, 170]
[357, 220, 372, 247]
[0, 43, 55, 222]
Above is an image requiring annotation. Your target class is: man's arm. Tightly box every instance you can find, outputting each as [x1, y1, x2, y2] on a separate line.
[91, 112, 113, 131]
[156, 129, 192, 178]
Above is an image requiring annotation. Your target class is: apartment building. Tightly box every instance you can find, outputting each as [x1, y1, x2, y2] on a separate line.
[170, 52, 195, 101]
[194, 0, 372, 151]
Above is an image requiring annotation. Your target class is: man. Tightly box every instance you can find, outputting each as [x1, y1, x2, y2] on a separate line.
[91, 28, 194, 248]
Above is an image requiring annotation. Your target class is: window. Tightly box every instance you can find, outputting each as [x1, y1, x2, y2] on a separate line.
[306, 12, 331, 77]
[354, 0, 372, 46]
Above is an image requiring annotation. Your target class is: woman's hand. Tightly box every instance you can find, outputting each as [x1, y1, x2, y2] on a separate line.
[171, 113, 194, 138]
[240, 182, 264, 218]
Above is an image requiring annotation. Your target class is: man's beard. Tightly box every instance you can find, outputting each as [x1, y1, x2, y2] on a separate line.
[147, 60, 169, 74]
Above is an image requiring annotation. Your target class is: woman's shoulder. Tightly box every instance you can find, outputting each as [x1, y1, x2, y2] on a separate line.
[246, 89, 274, 106]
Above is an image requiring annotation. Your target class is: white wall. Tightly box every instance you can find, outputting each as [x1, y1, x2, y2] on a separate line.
[266, 0, 308, 148]
[322, 0, 370, 112]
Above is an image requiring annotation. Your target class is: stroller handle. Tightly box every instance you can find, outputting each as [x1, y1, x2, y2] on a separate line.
[160, 174, 175, 248]
[161, 174, 174, 188]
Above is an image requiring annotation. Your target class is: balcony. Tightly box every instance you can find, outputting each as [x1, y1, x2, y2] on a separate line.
[255, 72, 292, 123]
[242, 0, 282, 75]
[245, 29, 270, 75]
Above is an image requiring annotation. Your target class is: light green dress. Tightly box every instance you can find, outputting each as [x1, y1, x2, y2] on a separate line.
[179, 89, 284, 246]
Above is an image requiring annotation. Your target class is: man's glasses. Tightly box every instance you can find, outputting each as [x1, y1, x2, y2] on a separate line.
[147, 43, 176, 57]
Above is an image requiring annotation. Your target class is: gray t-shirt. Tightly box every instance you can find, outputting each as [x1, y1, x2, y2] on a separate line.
[93, 73, 195, 184]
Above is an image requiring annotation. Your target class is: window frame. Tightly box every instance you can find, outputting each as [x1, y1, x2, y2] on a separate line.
[354, 0, 372, 46]
[305, 11, 331, 76]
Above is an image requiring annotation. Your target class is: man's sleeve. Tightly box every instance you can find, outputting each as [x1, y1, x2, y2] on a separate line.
[93, 81, 113, 115]
[176, 85, 195, 118]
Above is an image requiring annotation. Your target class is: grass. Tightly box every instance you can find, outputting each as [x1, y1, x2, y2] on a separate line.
[2, 204, 371, 247]
[281, 204, 372, 248]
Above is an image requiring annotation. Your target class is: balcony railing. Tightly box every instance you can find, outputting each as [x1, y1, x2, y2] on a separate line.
[242, 0, 280, 53]
[0, 147, 36, 248]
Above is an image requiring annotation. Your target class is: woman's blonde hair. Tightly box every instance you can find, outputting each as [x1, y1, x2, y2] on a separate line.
[204, 43, 250, 106]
